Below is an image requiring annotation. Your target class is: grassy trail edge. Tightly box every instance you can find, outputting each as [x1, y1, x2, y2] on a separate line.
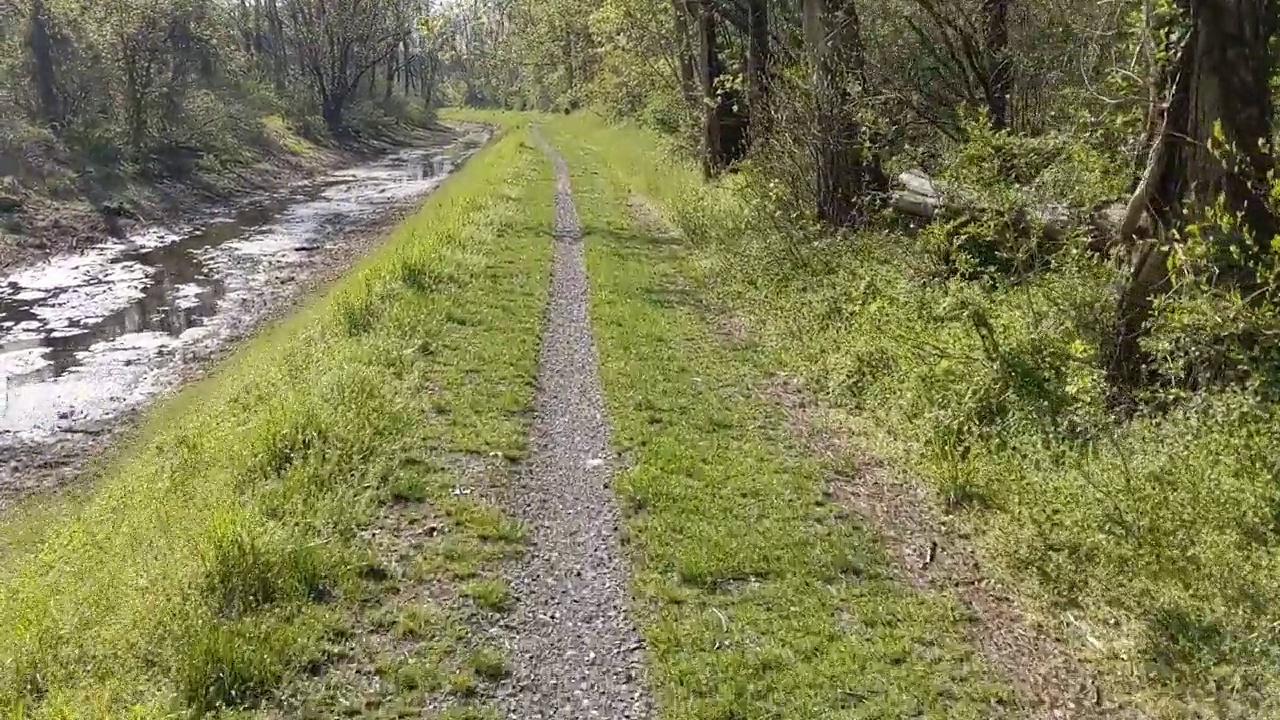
[0, 121, 550, 719]
[543, 119, 1015, 719]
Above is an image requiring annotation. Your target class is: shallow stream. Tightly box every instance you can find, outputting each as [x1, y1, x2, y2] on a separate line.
[0, 127, 486, 449]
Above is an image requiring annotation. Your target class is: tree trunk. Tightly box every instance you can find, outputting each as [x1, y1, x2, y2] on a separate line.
[674, 0, 698, 109]
[125, 57, 148, 154]
[267, 0, 287, 91]
[385, 43, 396, 102]
[983, 0, 1012, 130]
[694, 1, 747, 176]
[697, 0, 724, 176]
[565, 33, 576, 109]
[746, 0, 770, 143]
[250, 0, 264, 58]
[423, 55, 437, 103]
[403, 38, 412, 95]
[804, 0, 875, 226]
[27, 0, 60, 124]
[1107, 0, 1277, 395]
[239, 0, 253, 54]
[323, 94, 345, 132]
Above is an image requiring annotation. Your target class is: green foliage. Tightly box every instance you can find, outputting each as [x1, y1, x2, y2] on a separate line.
[941, 110, 1128, 209]
[1132, 158, 1280, 395]
[885, 112, 1127, 285]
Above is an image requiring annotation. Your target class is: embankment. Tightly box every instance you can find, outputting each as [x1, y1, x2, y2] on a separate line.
[0, 119, 550, 718]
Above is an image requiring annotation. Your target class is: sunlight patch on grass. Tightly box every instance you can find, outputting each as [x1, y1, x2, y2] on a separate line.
[261, 113, 322, 157]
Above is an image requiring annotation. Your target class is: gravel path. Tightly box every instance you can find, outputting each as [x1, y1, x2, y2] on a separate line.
[489, 130, 653, 719]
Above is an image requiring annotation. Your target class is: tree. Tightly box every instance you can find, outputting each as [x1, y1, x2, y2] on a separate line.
[26, 0, 59, 123]
[673, 0, 697, 108]
[804, 0, 880, 226]
[696, 0, 725, 175]
[983, 0, 1010, 130]
[283, 0, 413, 130]
[745, 0, 769, 141]
[1108, 0, 1277, 393]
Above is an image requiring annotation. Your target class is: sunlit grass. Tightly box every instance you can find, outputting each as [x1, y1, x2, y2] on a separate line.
[261, 113, 322, 157]
[0, 126, 551, 718]
[540, 117, 1013, 719]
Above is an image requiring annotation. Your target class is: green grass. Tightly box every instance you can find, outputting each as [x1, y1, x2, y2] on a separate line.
[260, 113, 323, 158]
[539, 112, 1280, 718]
[394, 601, 449, 640]
[0, 490, 91, 586]
[439, 108, 539, 131]
[459, 578, 512, 612]
[539, 118, 1013, 718]
[12, 103, 1266, 719]
[0, 126, 552, 718]
[465, 647, 509, 681]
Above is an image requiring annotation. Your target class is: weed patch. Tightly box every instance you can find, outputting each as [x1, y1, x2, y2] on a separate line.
[459, 579, 512, 613]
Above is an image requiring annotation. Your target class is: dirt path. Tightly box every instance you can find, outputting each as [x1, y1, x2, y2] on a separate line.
[766, 377, 1142, 720]
[487, 130, 653, 718]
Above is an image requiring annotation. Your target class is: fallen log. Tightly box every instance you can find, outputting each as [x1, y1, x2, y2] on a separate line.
[889, 169, 1131, 250]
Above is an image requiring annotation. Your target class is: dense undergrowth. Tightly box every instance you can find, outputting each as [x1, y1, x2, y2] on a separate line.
[0, 121, 547, 718]
[554, 112, 1280, 718]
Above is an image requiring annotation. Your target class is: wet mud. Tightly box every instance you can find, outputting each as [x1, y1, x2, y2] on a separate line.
[0, 124, 489, 504]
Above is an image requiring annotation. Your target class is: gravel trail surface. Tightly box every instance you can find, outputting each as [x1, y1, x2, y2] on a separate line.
[489, 129, 653, 719]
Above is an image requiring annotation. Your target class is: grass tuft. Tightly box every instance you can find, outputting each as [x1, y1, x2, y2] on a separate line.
[394, 601, 448, 640]
[179, 615, 311, 713]
[459, 578, 512, 613]
[199, 517, 334, 617]
[466, 647, 509, 681]
[447, 669, 478, 697]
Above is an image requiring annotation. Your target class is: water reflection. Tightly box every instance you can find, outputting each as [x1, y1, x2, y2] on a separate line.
[0, 128, 487, 439]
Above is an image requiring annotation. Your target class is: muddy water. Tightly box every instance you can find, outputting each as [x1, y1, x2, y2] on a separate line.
[0, 127, 486, 449]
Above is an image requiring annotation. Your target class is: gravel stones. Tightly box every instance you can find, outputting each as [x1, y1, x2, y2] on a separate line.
[489, 130, 653, 719]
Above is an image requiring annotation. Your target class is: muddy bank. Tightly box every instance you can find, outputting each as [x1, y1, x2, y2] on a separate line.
[0, 123, 454, 273]
[0, 123, 490, 506]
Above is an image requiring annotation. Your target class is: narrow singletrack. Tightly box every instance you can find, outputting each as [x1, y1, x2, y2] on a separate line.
[489, 129, 653, 718]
